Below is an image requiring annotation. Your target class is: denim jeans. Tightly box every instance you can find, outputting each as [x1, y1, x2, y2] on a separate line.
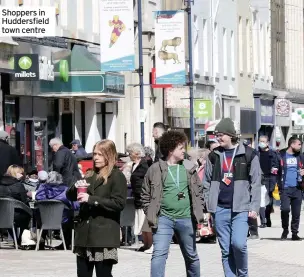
[151, 216, 200, 277]
[214, 206, 249, 277]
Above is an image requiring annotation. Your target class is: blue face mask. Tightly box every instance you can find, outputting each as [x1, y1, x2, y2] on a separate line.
[259, 142, 267, 149]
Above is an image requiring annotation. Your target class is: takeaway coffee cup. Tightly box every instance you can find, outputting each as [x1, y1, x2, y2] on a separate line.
[76, 180, 89, 195]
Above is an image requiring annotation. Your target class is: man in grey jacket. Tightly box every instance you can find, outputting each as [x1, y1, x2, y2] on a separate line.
[141, 130, 204, 277]
[203, 118, 261, 277]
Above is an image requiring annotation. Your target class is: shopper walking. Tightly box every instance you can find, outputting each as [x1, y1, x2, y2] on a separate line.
[142, 130, 204, 277]
[66, 139, 127, 277]
[278, 137, 304, 241]
[203, 118, 261, 277]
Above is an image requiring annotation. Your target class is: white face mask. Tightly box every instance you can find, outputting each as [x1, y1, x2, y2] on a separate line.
[259, 142, 267, 149]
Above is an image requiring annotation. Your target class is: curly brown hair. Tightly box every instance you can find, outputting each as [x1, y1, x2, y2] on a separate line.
[159, 130, 188, 159]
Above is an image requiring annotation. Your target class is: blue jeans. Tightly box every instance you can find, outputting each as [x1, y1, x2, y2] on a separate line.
[214, 207, 249, 277]
[151, 216, 200, 277]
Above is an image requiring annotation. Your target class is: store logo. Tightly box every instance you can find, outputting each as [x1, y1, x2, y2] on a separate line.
[14, 54, 39, 81]
[18, 56, 32, 70]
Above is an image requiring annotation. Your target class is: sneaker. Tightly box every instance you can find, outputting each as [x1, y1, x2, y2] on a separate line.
[136, 246, 146, 252]
[259, 224, 267, 228]
[144, 245, 153, 254]
[292, 234, 302, 241]
[281, 230, 289, 240]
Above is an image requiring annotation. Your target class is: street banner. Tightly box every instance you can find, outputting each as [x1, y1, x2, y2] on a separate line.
[100, 0, 135, 72]
[194, 99, 212, 119]
[155, 10, 186, 84]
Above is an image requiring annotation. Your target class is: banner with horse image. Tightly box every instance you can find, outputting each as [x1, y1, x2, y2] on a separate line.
[100, 0, 135, 72]
[155, 10, 186, 85]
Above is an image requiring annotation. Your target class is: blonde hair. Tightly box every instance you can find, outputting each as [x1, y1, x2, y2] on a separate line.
[6, 165, 24, 178]
[91, 139, 117, 183]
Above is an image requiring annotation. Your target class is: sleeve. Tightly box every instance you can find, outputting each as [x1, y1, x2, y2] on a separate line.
[132, 163, 149, 207]
[87, 171, 127, 213]
[249, 154, 262, 213]
[141, 167, 152, 215]
[202, 156, 213, 212]
[66, 181, 78, 202]
[14, 183, 28, 204]
[35, 185, 46, 201]
[53, 151, 65, 173]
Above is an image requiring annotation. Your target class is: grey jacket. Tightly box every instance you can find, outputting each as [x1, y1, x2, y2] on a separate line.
[141, 159, 205, 228]
[203, 144, 261, 214]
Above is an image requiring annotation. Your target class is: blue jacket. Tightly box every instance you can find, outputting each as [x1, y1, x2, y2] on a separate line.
[277, 149, 304, 191]
[35, 183, 80, 223]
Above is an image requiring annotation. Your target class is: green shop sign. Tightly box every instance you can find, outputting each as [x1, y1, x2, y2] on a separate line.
[194, 99, 212, 119]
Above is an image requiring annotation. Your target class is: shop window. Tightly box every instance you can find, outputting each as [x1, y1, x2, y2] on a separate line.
[4, 97, 17, 148]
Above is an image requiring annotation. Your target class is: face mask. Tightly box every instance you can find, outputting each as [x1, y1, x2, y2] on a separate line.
[259, 142, 267, 149]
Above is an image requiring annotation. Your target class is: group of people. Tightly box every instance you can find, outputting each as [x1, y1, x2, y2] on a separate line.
[1, 117, 304, 277]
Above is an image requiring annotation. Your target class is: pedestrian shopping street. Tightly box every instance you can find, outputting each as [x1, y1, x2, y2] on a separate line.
[1, 208, 303, 277]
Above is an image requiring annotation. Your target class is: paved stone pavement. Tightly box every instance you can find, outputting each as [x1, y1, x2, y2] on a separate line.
[1, 209, 304, 276]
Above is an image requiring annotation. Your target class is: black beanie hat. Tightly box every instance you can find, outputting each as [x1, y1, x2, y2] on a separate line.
[214, 118, 236, 137]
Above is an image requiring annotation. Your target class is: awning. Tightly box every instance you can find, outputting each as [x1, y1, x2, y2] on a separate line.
[0, 37, 19, 46]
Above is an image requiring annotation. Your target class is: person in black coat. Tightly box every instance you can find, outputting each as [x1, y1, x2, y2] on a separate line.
[0, 131, 22, 178]
[49, 137, 82, 186]
[66, 139, 127, 277]
[0, 165, 31, 245]
[126, 143, 152, 252]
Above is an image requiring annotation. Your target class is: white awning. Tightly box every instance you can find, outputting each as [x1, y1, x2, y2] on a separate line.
[0, 37, 19, 46]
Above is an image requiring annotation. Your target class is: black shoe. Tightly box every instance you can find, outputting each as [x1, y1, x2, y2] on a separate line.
[259, 224, 267, 228]
[281, 230, 289, 240]
[266, 221, 272, 227]
[292, 234, 302, 241]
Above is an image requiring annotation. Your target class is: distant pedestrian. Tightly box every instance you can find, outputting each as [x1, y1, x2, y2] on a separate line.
[152, 122, 165, 163]
[278, 137, 304, 241]
[71, 139, 88, 159]
[49, 138, 82, 186]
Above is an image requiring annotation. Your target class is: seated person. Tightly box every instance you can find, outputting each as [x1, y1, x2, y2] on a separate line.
[0, 165, 31, 246]
[35, 171, 79, 249]
[23, 169, 39, 192]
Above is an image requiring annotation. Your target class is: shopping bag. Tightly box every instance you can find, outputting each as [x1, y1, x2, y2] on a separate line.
[272, 184, 280, 201]
[260, 185, 270, 207]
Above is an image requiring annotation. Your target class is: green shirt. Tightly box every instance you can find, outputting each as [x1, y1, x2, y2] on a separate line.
[160, 164, 191, 219]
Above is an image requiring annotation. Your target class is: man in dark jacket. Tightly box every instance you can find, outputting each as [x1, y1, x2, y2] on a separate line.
[203, 118, 261, 277]
[0, 131, 21, 177]
[257, 135, 280, 228]
[70, 139, 88, 159]
[142, 130, 204, 277]
[49, 138, 82, 186]
[152, 122, 165, 163]
[278, 137, 304, 241]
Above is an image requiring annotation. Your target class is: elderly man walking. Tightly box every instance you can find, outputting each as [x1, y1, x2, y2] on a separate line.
[49, 138, 81, 186]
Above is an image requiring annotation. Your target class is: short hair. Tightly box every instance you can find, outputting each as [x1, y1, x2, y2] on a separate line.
[49, 137, 63, 148]
[144, 146, 155, 158]
[205, 140, 217, 150]
[259, 135, 269, 142]
[153, 122, 165, 130]
[126, 143, 145, 157]
[6, 165, 24, 178]
[288, 136, 302, 147]
[47, 171, 63, 184]
[159, 130, 188, 158]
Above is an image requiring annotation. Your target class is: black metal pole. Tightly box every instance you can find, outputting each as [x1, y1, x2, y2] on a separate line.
[186, 0, 195, 146]
[138, 0, 145, 145]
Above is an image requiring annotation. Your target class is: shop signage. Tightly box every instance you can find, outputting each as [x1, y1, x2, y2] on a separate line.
[294, 108, 304, 126]
[13, 54, 39, 81]
[260, 104, 274, 124]
[59, 60, 69, 82]
[39, 56, 54, 81]
[275, 99, 290, 117]
[194, 99, 212, 119]
[164, 87, 189, 108]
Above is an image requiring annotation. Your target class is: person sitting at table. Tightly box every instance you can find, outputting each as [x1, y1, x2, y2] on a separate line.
[35, 171, 79, 249]
[23, 168, 39, 192]
[0, 165, 31, 246]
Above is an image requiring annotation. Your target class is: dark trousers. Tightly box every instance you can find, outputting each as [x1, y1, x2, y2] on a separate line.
[8, 211, 31, 245]
[263, 176, 274, 226]
[77, 256, 113, 277]
[280, 187, 302, 234]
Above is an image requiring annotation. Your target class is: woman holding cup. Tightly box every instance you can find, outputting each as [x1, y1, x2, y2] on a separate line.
[66, 139, 127, 277]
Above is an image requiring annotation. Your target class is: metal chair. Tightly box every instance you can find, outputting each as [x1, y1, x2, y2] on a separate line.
[0, 198, 32, 250]
[35, 200, 67, 251]
[120, 197, 135, 246]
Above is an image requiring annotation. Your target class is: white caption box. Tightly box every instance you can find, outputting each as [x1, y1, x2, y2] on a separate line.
[0, 7, 56, 37]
